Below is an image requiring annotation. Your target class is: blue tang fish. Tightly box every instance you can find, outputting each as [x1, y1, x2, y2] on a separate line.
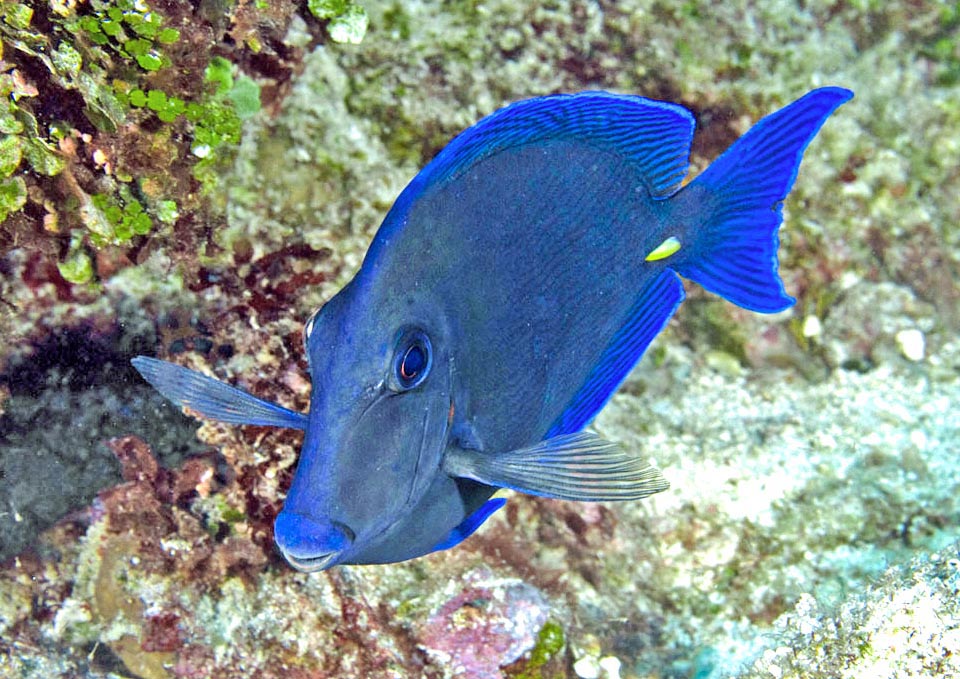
[133, 87, 852, 571]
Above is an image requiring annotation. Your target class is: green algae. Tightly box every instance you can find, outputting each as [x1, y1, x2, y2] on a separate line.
[195, 494, 248, 537]
[308, 0, 370, 44]
[57, 238, 95, 284]
[228, 76, 262, 120]
[0, 176, 26, 222]
[507, 619, 566, 679]
[0, 0, 261, 290]
[0, 133, 22, 177]
[1, 1, 959, 677]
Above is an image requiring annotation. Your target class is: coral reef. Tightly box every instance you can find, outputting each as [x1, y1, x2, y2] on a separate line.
[0, 298, 205, 561]
[1, 1, 958, 678]
[752, 546, 960, 678]
[417, 569, 551, 679]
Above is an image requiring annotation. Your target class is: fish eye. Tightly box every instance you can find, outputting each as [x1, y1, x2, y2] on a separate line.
[392, 328, 432, 391]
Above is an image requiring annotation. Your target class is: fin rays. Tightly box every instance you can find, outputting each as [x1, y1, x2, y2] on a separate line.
[445, 431, 669, 502]
[548, 270, 684, 437]
[369, 92, 696, 262]
[675, 87, 852, 313]
[131, 356, 308, 430]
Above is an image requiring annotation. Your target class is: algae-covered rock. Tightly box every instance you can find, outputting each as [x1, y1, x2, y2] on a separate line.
[751, 546, 960, 678]
[1, 1, 958, 678]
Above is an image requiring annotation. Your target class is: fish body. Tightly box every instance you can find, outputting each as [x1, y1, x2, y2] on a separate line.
[133, 87, 852, 570]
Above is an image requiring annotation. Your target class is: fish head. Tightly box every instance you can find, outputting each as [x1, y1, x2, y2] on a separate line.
[273, 280, 455, 571]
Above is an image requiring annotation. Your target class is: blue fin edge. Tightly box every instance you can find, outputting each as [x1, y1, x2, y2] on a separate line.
[548, 269, 685, 437]
[366, 91, 696, 265]
[430, 497, 507, 553]
[675, 87, 853, 313]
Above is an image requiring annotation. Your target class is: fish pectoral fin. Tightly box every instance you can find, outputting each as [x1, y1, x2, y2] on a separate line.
[430, 497, 507, 553]
[443, 431, 669, 502]
[131, 356, 308, 430]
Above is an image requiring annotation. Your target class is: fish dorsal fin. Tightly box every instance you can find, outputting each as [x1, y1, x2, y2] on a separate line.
[411, 91, 693, 201]
[365, 92, 694, 266]
[547, 269, 685, 437]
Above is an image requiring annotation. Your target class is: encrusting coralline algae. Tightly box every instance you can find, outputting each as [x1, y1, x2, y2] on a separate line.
[0, 1, 958, 677]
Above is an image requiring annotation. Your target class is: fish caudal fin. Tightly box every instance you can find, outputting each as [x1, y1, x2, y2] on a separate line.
[131, 356, 308, 430]
[676, 87, 853, 312]
[444, 431, 669, 502]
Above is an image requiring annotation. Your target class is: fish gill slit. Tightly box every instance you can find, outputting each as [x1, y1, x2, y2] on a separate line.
[403, 407, 433, 509]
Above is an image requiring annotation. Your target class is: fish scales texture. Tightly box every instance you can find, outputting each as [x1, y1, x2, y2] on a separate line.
[391, 141, 661, 445]
[132, 87, 853, 569]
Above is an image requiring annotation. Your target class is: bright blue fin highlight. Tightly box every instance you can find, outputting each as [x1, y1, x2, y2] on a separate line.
[444, 432, 669, 502]
[131, 356, 308, 430]
[676, 87, 854, 313]
[369, 92, 695, 263]
[548, 269, 685, 437]
[431, 497, 506, 552]
[422, 92, 694, 196]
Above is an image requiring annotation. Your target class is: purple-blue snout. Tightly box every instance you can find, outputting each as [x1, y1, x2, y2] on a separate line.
[274, 511, 353, 572]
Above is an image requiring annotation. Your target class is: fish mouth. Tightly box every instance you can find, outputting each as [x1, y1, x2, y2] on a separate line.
[281, 550, 339, 573]
[273, 511, 353, 572]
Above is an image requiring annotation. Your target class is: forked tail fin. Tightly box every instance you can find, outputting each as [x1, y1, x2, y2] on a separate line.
[675, 87, 853, 312]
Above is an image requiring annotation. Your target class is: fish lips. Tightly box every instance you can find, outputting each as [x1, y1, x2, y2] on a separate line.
[273, 511, 355, 572]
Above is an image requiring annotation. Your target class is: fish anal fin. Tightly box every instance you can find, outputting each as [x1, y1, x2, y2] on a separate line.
[430, 498, 507, 553]
[548, 269, 684, 438]
[444, 432, 669, 502]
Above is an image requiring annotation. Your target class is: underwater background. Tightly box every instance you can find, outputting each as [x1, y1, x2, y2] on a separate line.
[0, 1, 958, 677]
